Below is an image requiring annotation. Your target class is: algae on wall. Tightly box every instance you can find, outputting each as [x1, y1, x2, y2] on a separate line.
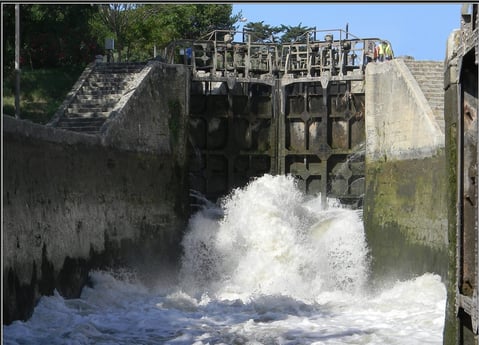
[363, 58, 448, 286]
[443, 70, 460, 345]
[364, 152, 448, 284]
[2, 62, 191, 324]
[3, 126, 187, 323]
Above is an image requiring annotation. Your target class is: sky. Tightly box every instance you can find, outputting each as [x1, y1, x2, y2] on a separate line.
[232, 3, 462, 61]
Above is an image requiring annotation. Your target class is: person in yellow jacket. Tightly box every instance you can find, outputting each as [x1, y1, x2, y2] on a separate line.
[377, 41, 394, 62]
[384, 41, 394, 60]
[377, 42, 385, 62]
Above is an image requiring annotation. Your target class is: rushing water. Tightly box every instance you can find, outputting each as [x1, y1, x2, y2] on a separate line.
[4, 175, 446, 345]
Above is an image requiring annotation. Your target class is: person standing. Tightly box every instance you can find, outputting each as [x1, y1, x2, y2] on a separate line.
[365, 41, 376, 65]
[384, 41, 394, 60]
[377, 41, 386, 62]
[376, 41, 393, 62]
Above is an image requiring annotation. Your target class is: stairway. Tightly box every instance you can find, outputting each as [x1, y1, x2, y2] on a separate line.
[402, 59, 445, 132]
[55, 62, 146, 134]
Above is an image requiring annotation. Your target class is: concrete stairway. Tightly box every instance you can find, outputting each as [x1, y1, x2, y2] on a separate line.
[55, 62, 146, 134]
[402, 59, 445, 132]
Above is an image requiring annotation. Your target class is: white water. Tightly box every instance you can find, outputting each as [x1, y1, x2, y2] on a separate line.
[4, 175, 446, 345]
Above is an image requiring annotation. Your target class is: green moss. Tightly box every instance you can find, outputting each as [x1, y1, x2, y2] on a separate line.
[367, 221, 448, 285]
[443, 84, 459, 344]
[167, 99, 181, 144]
[364, 153, 448, 283]
[2, 66, 84, 124]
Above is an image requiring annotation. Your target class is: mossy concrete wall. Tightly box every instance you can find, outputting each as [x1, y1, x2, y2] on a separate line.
[442, 29, 461, 344]
[442, 23, 478, 344]
[364, 155, 448, 282]
[364, 59, 448, 284]
[3, 62, 190, 324]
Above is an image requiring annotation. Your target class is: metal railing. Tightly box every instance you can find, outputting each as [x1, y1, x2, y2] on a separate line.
[165, 28, 385, 80]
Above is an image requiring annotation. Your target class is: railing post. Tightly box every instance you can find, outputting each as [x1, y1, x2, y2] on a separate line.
[15, 4, 20, 119]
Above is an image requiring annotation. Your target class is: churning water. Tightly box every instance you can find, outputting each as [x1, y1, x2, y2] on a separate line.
[4, 175, 446, 345]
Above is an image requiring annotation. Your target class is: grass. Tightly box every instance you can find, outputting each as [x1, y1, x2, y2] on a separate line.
[3, 65, 85, 124]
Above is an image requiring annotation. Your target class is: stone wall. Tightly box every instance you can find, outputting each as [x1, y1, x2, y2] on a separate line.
[3, 62, 190, 324]
[102, 62, 189, 161]
[365, 59, 444, 161]
[363, 59, 448, 283]
[443, 20, 478, 343]
[443, 29, 461, 344]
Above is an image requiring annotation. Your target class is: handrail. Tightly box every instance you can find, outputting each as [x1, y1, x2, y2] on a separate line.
[164, 28, 388, 80]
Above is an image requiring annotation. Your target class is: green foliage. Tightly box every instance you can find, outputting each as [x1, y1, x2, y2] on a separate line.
[2, 4, 100, 70]
[3, 4, 238, 67]
[243, 21, 282, 43]
[87, 4, 238, 62]
[3, 66, 84, 123]
[89, 4, 137, 62]
[279, 24, 316, 44]
[2, 5, 15, 71]
[127, 4, 238, 60]
[242, 22, 315, 44]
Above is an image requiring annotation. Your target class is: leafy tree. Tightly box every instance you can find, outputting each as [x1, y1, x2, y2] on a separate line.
[2, 4, 100, 69]
[90, 4, 239, 62]
[2, 4, 16, 72]
[135, 5, 239, 44]
[3, 3, 240, 67]
[243, 21, 282, 43]
[280, 23, 316, 44]
[89, 4, 137, 62]
[185, 4, 240, 39]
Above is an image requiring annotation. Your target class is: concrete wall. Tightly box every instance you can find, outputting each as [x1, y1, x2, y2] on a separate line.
[443, 20, 479, 343]
[443, 29, 461, 345]
[365, 59, 444, 161]
[364, 59, 448, 283]
[3, 62, 190, 324]
[102, 62, 189, 160]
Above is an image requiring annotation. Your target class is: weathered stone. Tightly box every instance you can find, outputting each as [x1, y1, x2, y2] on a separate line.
[2, 62, 190, 324]
[364, 59, 448, 284]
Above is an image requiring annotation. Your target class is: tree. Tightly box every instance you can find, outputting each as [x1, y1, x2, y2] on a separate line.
[90, 4, 239, 62]
[279, 24, 316, 44]
[135, 4, 239, 43]
[2, 3, 241, 67]
[89, 4, 137, 62]
[2, 4, 100, 69]
[185, 4, 240, 39]
[2, 4, 16, 72]
[243, 21, 282, 43]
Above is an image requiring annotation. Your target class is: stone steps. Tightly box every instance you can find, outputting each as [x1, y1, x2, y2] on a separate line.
[65, 108, 112, 117]
[94, 63, 145, 74]
[75, 93, 122, 100]
[56, 116, 107, 134]
[72, 97, 118, 106]
[67, 103, 115, 111]
[402, 59, 445, 132]
[82, 82, 130, 90]
[54, 62, 146, 134]
[78, 88, 125, 95]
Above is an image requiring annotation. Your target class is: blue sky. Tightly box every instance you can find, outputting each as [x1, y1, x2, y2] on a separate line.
[232, 3, 462, 61]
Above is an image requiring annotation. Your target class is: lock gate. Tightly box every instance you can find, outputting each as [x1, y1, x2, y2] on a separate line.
[167, 28, 383, 206]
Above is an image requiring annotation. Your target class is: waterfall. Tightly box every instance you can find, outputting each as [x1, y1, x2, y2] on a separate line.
[180, 174, 369, 300]
[3, 174, 446, 345]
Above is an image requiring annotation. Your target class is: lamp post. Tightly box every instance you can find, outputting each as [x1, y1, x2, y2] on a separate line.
[15, 4, 20, 119]
[237, 17, 247, 42]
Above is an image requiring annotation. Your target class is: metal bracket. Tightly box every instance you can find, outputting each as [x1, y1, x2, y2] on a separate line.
[458, 290, 479, 334]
